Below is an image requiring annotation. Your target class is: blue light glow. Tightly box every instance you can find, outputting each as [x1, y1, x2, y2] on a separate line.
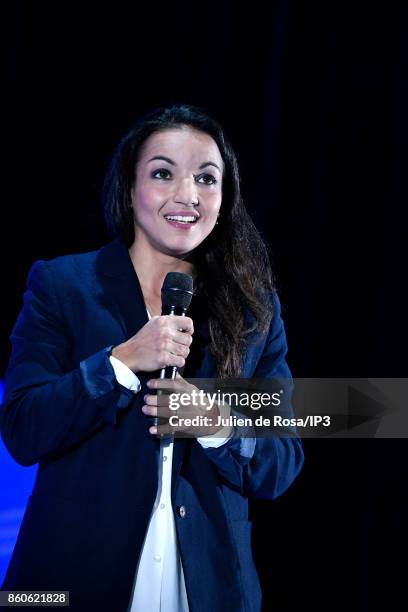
[0, 379, 37, 584]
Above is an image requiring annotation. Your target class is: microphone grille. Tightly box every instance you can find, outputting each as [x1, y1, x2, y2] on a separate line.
[162, 272, 194, 310]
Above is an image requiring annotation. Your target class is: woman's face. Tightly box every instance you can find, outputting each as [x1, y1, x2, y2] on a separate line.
[130, 127, 223, 257]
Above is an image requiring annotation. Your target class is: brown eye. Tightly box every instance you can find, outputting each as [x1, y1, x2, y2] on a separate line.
[197, 174, 217, 185]
[152, 168, 171, 179]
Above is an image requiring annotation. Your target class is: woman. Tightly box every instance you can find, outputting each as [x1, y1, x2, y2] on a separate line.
[0, 104, 304, 611]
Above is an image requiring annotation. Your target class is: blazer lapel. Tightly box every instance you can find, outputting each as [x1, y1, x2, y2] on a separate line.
[96, 239, 149, 341]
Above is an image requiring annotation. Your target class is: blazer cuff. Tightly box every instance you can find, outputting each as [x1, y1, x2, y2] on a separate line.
[198, 409, 257, 493]
[202, 409, 257, 464]
[80, 346, 136, 426]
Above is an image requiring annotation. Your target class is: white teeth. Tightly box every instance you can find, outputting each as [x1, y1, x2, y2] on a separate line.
[164, 215, 197, 223]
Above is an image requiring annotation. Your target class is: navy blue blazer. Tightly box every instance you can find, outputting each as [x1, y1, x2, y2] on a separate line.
[0, 240, 304, 612]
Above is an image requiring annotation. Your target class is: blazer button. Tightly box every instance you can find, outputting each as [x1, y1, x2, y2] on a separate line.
[177, 505, 187, 518]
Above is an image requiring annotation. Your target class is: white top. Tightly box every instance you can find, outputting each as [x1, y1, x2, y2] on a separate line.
[109, 311, 232, 612]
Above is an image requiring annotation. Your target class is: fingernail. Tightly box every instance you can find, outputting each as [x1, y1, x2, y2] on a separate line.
[149, 426, 157, 434]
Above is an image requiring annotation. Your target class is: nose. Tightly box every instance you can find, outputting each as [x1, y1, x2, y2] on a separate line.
[173, 177, 199, 206]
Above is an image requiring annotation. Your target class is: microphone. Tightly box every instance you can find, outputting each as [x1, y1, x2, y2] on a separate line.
[152, 272, 194, 428]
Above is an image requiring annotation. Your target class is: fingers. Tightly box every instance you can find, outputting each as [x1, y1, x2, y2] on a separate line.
[153, 317, 193, 369]
[141, 404, 170, 418]
[152, 424, 177, 437]
[142, 378, 195, 418]
[143, 392, 176, 408]
[151, 423, 195, 438]
[172, 330, 193, 347]
[147, 378, 193, 393]
[168, 338, 191, 358]
[148, 424, 177, 437]
[157, 350, 186, 369]
[167, 316, 194, 335]
[143, 384, 191, 408]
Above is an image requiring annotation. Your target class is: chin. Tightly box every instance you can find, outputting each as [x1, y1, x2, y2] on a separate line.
[159, 242, 197, 258]
[160, 236, 203, 254]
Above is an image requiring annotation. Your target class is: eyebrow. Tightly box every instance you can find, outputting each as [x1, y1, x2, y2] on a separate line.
[147, 155, 221, 173]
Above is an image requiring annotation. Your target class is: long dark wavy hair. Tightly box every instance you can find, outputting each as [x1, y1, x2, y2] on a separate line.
[103, 104, 276, 377]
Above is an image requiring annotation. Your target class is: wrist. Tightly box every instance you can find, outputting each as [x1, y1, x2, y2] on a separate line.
[111, 344, 141, 374]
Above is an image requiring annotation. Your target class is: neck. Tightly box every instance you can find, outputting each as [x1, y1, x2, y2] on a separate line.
[128, 236, 195, 298]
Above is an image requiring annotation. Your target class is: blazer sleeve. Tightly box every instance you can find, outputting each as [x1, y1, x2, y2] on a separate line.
[200, 291, 304, 500]
[0, 260, 135, 467]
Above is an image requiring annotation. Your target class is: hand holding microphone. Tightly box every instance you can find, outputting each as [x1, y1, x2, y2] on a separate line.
[111, 272, 194, 428]
[111, 314, 193, 373]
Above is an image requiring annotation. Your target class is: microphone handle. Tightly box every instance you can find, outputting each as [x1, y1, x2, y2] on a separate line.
[152, 309, 186, 428]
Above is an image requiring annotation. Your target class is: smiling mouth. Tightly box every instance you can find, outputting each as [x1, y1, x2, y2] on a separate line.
[163, 215, 199, 225]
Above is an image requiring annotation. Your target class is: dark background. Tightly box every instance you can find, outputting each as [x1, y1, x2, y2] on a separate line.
[3, 1, 407, 610]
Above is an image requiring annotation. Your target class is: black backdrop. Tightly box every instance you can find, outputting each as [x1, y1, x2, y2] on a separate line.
[3, 1, 407, 610]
